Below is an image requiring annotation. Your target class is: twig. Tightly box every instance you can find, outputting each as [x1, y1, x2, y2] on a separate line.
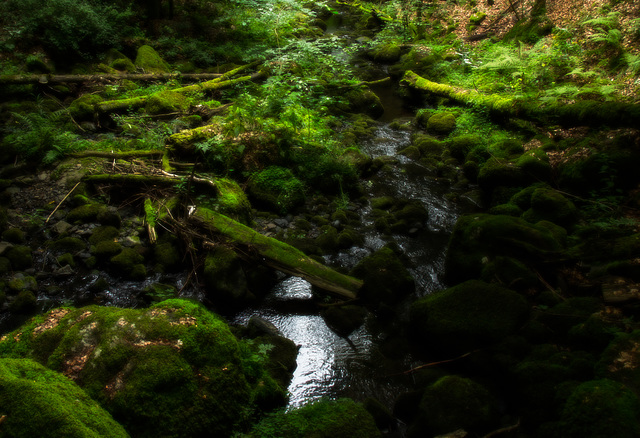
[46, 181, 81, 223]
[482, 419, 521, 438]
[400, 350, 478, 375]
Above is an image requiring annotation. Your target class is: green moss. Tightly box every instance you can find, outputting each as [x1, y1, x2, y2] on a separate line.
[111, 57, 136, 72]
[68, 94, 103, 121]
[145, 90, 190, 115]
[4, 245, 33, 270]
[56, 252, 75, 267]
[341, 88, 384, 119]
[371, 43, 403, 63]
[248, 166, 305, 214]
[203, 246, 249, 308]
[410, 280, 529, 355]
[7, 274, 38, 292]
[214, 178, 253, 224]
[350, 246, 415, 309]
[411, 375, 499, 436]
[134, 45, 170, 74]
[110, 247, 144, 276]
[250, 398, 381, 438]
[2, 227, 25, 243]
[426, 112, 456, 135]
[0, 300, 285, 437]
[153, 239, 181, 272]
[66, 204, 106, 224]
[516, 148, 552, 181]
[477, 157, 528, 189]
[445, 213, 565, 283]
[523, 188, 577, 228]
[0, 358, 129, 438]
[93, 240, 123, 258]
[89, 226, 120, 245]
[559, 379, 640, 438]
[448, 134, 481, 162]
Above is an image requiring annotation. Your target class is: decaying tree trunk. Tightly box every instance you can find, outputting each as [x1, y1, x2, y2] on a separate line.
[190, 208, 362, 299]
[0, 72, 226, 85]
[402, 70, 640, 127]
[166, 124, 222, 150]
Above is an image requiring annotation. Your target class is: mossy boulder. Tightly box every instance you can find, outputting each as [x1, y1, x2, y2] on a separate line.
[7, 273, 38, 293]
[522, 188, 578, 228]
[371, 43, 403, 63]
[557, 379, 640, 438]
[50, 237, 86, 254]
[477, 157, 528, 190]
[516, 148, 552, 182]
[413, 134, 444, 157]
[250, 398, 381, 438]
[111, 57, 136, 72]
[350, 246, 415, 309]
[153, 236, 181, 272]
[0, 358, 130, 438]
[426, 112, 456, 136]
[596, 330, 640, 395]
[408, 375, 499, 437]
[2, 227, 25, 243]
[248, 166, 305, 214]
[93, 240, 123, 258]
[4, 245, 33, 270]
[134, 45, 170, 73]
[342, 88, 384, 119]
[66, 203, 119, 225]
[0, 299, 286, 437]
[145, 90, 190, 115]
[410, 280, 529, 355]
[110, 247, 144, 278]
[445, 214, 565, 284]
[9, 290, 38, 313]
[214, 178, 253, 224]
[68, 94, 103, 121]
[448, 134, 482, 162]
[203, 246, 250, 308]
[88, 226, 120, 245]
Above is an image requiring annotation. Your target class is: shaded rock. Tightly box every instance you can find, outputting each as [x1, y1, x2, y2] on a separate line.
[410, 280, 529, 356]
[321, 304, 368, 337]
[0, 358, 129, 438]
[203, 245, 250, 308]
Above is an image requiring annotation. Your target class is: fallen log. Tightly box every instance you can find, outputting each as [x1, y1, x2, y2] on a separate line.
[83, 172, 217, 192]
[401, 70, 640, 127]
[69, 150, 164, 159]
[0, 72, 224, 85]
[166, 124, 222, 150]
[190, 208, 362, 299]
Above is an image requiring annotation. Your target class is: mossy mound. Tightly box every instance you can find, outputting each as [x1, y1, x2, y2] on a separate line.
[214, 177, 253, 224]
[4, 245, 33, 270]
[134, 45, 170, 74]
[249, 398, 381, 438]
[0, 299, 286, 437]
[557, 379, 640, 438]
[426, 112, 456, 135]
[445, 213, 565, 284]
[145, 90, 190, 115]
[410, 280, 529, 355]
[247, 166, 305, 214]
[68, 94, 103, 121]
[408, 375, 499, 437]
[596, 330, 640, 395]
[350, 246, 415, 310]
[0, 358, 130, 438]
[203, 246, 250, 309]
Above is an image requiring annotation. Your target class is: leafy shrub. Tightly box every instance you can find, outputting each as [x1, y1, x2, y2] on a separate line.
[0, 0, 135, 60]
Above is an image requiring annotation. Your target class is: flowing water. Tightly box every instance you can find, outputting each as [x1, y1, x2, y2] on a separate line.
[233, 115, 464, 412]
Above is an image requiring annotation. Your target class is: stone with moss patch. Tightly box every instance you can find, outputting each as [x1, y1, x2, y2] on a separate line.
[0, 299, 286, 437]
[426, 112, 456, 135]
[409, 375, 499, 436]
[410, 280, 529, 355]
[134, 45, 170, 74]
[250, 398, 381, 438]
[0, 358, 130, 438]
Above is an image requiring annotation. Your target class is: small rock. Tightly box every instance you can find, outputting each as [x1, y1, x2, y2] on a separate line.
[274, 218, 289, 228]
[51, 220, 73, 235]
[0, 241, 14, 256]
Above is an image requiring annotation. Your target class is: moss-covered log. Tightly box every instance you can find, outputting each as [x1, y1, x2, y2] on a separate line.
[190, 208, 362, 299]
[401, 70, 640, 127]
[166, 124, 222, 150]
[0, 72, 225, 85]
[84, 172, 217, 191]
[70, 150, 164, 159]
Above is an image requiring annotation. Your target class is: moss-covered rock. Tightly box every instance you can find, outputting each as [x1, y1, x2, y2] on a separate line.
[50, 237, 86, 254]
[342, 88, 384, 119]
[111, 57, 136, 72]
[250, 398, 381, 438]
[153, 237, 181, 272]
[110, 247, 144, 278]
[145, 90, 190, 115]
[321, 304, 368, 337]
[134, 45, 170, 73]
[477, 157, 528, 189]
[408, 375, 499, 437]
[213, 178, 253, 224]
[516, 148, 552, 182]
[4, 245, 33, 270]
[522, 188, 578, 228]
[0, 299, 286, 437]
[93, 240, 123, 258]
[426, 112, 456, 135]
[2, 227, 25, 243]
[371, 43, 403, 63]
[248, 166, 305, 214]
[203, 246, 250, 308]
[9, 290, 38, 313]
[557, 379, 640, 438]
[596, 330, 640, 395]
[0, 358, 130, 438]
[88, 226, 120, 245]
[410, 280, 529, 355]
[7, 274, 38, 293]
[66, 204, 106, 224]
[68, 94, 104, 121]
[350, 246, 415, 310]
[445, 213, 565, 284]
